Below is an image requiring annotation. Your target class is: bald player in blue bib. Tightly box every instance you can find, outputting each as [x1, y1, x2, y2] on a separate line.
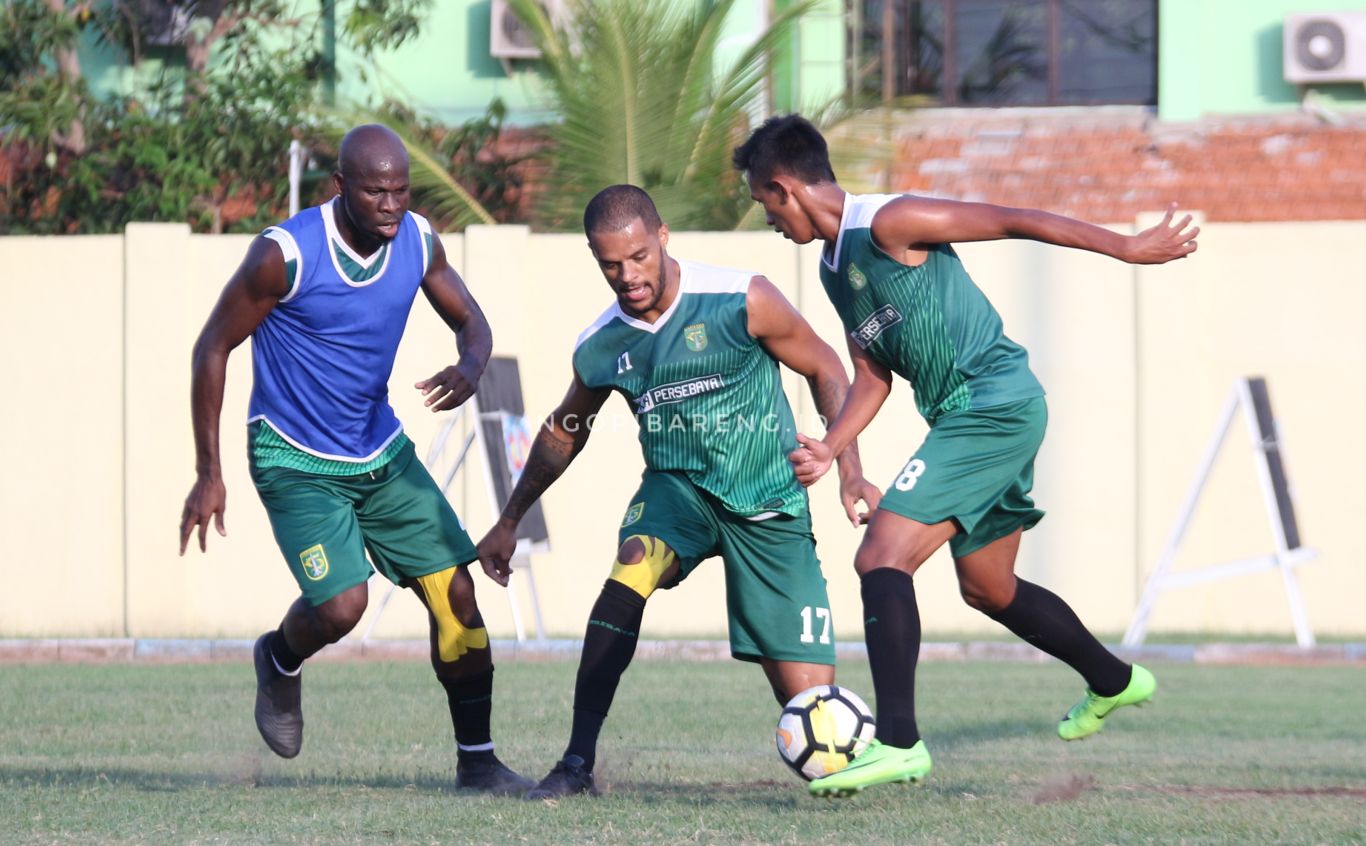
[179, 124, 530, 795]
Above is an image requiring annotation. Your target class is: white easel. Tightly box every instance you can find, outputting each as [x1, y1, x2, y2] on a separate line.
[1123, 377, 1317, 648]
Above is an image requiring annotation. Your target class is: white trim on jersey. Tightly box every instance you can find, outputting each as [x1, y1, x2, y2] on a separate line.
[321, 198, 394, 287]
[821, 193, 900, 273]
[574, 302, 621, 350]
[409, 210, 433, 276]
[678, 258, 755, 294]
[248, 414, 406, 463]
[262, 226, 305, 303]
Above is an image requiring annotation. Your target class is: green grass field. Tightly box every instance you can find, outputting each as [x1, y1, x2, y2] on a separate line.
[2, 657, 1363, 845]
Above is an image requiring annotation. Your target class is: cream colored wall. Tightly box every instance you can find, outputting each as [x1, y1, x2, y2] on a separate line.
[2, 221, 1362, 640]
[1134, 220, 1366, 637]
[0, 235, 125, 636]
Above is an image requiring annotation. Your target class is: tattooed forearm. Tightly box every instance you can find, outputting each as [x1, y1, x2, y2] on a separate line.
[500, 425, 579, 523]
[808, 371, 862, 473]
[809, 370, 847, 432]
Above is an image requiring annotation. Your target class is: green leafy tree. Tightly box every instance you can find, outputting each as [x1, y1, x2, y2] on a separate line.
[0, 0, 441, 234]
[505, 0, 820, 231]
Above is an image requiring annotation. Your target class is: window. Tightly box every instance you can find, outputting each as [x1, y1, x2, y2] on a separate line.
[849, 0, 1157, 107]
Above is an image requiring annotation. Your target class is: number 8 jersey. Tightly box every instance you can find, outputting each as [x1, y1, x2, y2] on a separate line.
[819, 193, 1044, 425]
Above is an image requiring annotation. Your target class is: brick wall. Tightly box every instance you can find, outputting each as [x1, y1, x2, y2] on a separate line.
[880, 109, 1366, 223]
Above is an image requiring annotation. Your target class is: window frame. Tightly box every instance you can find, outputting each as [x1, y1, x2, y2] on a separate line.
[846, 0, 1159, 108]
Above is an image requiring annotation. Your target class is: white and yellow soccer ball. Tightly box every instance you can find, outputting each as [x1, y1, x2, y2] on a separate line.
[775, 684, 876, 781]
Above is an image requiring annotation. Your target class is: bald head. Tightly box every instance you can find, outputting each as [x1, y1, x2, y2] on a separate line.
[338, 124, 408, 179]
[332, 124, 412, 252]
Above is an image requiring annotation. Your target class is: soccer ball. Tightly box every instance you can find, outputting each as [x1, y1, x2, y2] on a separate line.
[775, 684, 876, 781]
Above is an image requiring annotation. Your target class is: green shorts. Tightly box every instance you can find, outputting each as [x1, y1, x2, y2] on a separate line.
[878, 396, 1047, 558]
[618, 471, 834, 666]
[251, 440, 478, 606]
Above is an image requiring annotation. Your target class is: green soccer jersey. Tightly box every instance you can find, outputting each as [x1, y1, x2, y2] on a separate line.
[574, 259, 806, 518]
[819, 193, 1044, 423]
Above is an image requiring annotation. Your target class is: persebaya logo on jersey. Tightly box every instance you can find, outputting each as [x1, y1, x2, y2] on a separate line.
[848, 263, 868, 290]
[850, 304, 903, 349]
[634, 373, 725, 414]
[683, 322, 708, 352]
[621, 502, 644, 527]
[299, 544, 330, 581]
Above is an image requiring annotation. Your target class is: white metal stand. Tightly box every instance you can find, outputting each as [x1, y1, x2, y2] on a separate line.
[1123, 377, 1317, 647]
[360, 396, 547, 644]
[288, 140, 306, 218]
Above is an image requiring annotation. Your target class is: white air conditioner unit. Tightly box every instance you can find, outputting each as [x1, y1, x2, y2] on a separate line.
[490, 0, 568, 60]
[1283, 11, 1366, 83]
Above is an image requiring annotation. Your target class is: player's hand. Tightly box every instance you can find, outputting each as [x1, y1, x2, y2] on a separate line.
[475, 520, 517, 587]
[179, 475, 227, 555]
[416, 362, 477, 412]
[838, 475, 882, 528]
[1126, 202, 1199, 264]
[788, 433, 835, 487]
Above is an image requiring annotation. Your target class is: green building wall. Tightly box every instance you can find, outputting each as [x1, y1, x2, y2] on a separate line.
[335, 0, 846, 125]
[1160, 0, 1366, 121]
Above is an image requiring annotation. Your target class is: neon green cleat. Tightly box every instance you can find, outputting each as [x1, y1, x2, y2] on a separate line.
[808, 739, 932, 798]
[1058, 663, 1156, 741]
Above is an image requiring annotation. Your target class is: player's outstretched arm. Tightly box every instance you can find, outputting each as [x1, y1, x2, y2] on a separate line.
[179, 236, 288, 555]
[790, 338, 895, 489]
[475, 373, 609, 585]
[872, 196, 1199, 265]
[417, 233, 493, 412]
[745, 277, 879, 525]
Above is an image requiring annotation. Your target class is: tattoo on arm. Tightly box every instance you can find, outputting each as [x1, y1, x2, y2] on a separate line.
[500, 427, 578, 523]
[809, 372, 862, 468]
[809, 371, 846, 432]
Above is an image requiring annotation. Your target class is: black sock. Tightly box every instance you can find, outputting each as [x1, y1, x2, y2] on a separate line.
[861, 568, 921, 748]
[440, 668, 494, 757]
[988, 578, 1131, 696]
[564, 579, 646, 770]
[268, 625, 304, 673]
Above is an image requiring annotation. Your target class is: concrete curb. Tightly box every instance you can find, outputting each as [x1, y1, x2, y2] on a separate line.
[1, 638, 1362, 666]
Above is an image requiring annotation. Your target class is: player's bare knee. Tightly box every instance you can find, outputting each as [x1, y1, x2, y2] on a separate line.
[959, 580, 1011, 614]
[314, 583, 368, 641]
[853, 541, 920, 578]
[616, 536, 647, 565]
[608, 534, 677, 599]
[446, 566, 482, 627]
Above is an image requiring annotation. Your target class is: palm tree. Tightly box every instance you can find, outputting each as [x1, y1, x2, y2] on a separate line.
[506, 0, 819, 231]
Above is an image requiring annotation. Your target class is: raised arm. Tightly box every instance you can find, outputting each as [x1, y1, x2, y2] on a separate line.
[179, 236, 288, 554]
[746, 276, 880, 525]
[416, 232, 494, 411]
[872, 196, 1199, 265]
[475, 372, 610, 585]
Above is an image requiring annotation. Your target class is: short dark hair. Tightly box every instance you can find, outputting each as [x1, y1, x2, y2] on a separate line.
[583, 184, 664, 235]
[732, 114, 836, 186]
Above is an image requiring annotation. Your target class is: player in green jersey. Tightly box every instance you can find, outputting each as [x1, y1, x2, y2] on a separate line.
[476, 184, 879, 799]
[734, 115, 1197, 796]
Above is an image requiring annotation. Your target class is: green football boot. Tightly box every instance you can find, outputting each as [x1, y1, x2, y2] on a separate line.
[808, 739, 932, 798]
[1057, 664, 1156, 741]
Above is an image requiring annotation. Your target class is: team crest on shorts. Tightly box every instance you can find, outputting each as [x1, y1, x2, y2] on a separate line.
[621, 502, 645, 527]
[848, 263, 867, 290]
[299, 544, 330, 581]
[684, 322, 708, 352]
